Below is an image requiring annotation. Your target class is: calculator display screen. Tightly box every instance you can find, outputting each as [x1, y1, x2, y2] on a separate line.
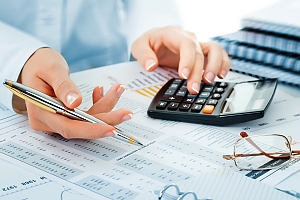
[221, 82, 267, 114]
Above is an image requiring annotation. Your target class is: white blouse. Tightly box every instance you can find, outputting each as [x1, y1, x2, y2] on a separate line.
[0, 0, 182, 111]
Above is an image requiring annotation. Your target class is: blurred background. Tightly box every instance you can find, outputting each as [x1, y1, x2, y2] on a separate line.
[177, 0, 280, 41]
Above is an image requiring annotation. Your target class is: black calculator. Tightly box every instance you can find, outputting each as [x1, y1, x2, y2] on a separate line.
[147, 78, 278, 126]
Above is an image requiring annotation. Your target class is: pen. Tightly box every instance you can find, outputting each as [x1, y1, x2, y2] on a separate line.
[3, 79, 144, 147]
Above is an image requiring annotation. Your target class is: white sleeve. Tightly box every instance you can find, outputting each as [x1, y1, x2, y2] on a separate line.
[0, 21, 49, 111]
[125, 0, 183, 57]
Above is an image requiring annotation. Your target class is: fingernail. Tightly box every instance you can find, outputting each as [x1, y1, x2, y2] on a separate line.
[145, 59, 156, 71]
[181, 68, 190, 79]
[192, 82, 200, 93]
[204, 72, 215, 83]
[103, 130, 116, 137]
[219, 69, 228, 79]
[121, 113, 133, 122]
[116, 85, 126, 97]
[66, 91, 78, 106]
[98, 86, 104, 98]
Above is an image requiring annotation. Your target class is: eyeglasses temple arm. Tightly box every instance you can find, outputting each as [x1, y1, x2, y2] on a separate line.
[223, 151, 291, 160]
[292, 150, 300, 153]
[240, 132, 283, 159]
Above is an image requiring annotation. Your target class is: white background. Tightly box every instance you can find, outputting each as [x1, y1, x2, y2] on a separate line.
[177, 0, 280, 41]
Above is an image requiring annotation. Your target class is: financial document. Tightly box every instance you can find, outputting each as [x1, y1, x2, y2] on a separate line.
[0, 61, 299, 199]
[0, 158, 94, 200]
[152, 168, 298, 200]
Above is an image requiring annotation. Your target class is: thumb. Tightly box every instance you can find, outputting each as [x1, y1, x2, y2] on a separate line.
[43, 54, 83, 109]
[49, 74, 82, 109]
[22, 48, 82, 109]
[132, 40, 158, 72]
[43, 65, 82, 109]
[59, 79, 82, 108]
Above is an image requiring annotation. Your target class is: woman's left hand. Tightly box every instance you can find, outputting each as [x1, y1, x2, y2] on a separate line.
[131, 26, 230, 95]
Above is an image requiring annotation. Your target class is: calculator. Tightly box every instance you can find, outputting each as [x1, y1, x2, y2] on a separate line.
[147, 78, 278, 126]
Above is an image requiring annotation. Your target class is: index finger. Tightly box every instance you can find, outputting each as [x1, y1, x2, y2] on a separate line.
[178, 35, 204, 95]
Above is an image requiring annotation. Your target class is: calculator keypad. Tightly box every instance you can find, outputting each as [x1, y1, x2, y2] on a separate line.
[155, 78, 228, 114]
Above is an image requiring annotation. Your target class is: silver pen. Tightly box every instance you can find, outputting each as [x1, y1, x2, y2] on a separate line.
[3, 79, 144, 147]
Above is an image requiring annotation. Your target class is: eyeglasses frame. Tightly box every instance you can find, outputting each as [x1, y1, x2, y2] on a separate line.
[223, 132, 300, 170]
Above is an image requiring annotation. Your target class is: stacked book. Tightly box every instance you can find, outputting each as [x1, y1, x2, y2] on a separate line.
[211, 0, 300, 87]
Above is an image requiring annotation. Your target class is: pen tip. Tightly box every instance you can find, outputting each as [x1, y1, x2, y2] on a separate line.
[137, 141, 145, 147]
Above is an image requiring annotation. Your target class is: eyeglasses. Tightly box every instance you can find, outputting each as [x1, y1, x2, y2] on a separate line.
[158, 183, 198, 200]
[223, 131, 300, 170]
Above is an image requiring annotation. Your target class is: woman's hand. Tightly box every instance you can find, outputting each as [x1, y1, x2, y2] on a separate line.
[18, 48, 132, 139]
[131, 26, 230, 94]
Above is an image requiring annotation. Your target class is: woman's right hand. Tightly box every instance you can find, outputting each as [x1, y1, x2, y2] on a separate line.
[18, 48, 132, 139]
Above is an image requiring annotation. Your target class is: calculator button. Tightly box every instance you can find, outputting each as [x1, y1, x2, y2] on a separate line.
[211, 93, 221, 99]
[161, 95, 183, 102]
[180, 85, 187, 90]
[156, 101, 167, 109]
[183, 97, 195, 103]
[173, 78, 182, 84]
[167, 102, 179, 110]
[202, 105, 215, 114]
[176, 90, 187, 96]
[206, 99, 218, 105]
[165, 89, 176, 95]
[202, 86, 214, 92]
[218, 82, 228, 88]
[169, 83, 179, 89]
[187, 93, 197, 98]
[179, 103, 191, 111]
[215, 88, 224, 93]
[207, 82, 216, 87]
[199, 92, 210, 98]
[195, 98, 206, 104]
[191, 104, 202, 112]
